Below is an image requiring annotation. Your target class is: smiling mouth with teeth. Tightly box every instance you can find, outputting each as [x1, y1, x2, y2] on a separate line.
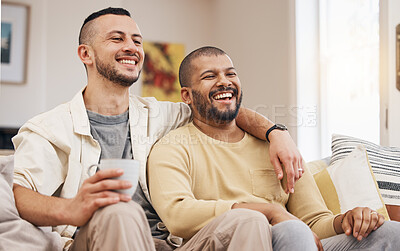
[119, 59, 136, 65]
[213, 92, 233, 101]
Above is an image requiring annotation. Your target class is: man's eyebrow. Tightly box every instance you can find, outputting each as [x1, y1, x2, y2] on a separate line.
[199, 70, 215, 77]
[199, 67, 236, 77]
[107, 30, 143, 39]
[133, 33, 143, 39]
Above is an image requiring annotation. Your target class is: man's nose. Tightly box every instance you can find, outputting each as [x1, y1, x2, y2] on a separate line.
[216, 75, 232, 87]
[122, 39, 139, 53]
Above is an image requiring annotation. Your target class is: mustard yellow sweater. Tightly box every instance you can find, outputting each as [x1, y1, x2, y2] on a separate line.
[148, 123, 336, 241]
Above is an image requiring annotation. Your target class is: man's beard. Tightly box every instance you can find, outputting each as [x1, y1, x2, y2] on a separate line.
[95, 55, 140, 87]
[191, 88, 242, 124]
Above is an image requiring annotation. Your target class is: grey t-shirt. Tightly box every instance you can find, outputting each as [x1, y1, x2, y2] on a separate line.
[87, 109, 168, 239]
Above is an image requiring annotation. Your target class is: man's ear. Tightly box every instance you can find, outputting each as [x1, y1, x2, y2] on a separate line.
[181, 87, 192, 105]
[77, 44, 93, 66]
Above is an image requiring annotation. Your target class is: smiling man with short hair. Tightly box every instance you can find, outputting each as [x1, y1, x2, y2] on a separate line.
[148, 46, 400, 251]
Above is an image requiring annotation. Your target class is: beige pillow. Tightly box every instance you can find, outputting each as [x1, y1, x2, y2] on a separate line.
[309, 146, 389, 219]
[307, 159, 328, 175]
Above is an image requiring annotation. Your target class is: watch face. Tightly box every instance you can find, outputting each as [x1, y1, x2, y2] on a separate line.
[276, 124, 287, 130]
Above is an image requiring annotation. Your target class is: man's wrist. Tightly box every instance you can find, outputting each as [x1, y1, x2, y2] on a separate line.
[333, 213, 345, 234]
[57, 198, 74, 225]
[265, 124, 288, 142]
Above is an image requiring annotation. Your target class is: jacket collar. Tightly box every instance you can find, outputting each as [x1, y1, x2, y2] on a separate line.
[70, 87, 149, 136]
[70, 88, 92, 136]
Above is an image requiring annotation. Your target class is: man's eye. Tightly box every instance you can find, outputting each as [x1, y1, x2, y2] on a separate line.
[227, 72, 237, 77]
[203, 75, 214, 79]
[134, 40, 142, 45]
[111, 37, 123, 41]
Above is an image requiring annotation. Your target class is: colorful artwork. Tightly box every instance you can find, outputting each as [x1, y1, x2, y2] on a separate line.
[142, 41, 185, 102]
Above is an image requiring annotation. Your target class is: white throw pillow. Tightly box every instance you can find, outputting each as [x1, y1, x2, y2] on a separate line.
[312, 146, 389, 219]
[331, 134, 400, 206]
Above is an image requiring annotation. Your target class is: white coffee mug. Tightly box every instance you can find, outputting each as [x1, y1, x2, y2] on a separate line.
[88, 159, 140, 196]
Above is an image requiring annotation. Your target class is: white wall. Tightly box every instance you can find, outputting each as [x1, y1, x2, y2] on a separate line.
[0, 0, 47, 127]
[380, 0, 400, 147]
[0, 0, 124, 126]
[123, 0, 214, 49]
[212, 0, 297, 140]
[44, 0, 124, 109]
[0, 0, 297, 143]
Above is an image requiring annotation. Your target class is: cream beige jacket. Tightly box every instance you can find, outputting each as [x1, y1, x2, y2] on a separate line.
[12, 88, 191, 248]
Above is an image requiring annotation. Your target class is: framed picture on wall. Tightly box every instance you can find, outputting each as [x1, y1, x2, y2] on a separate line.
[1, 2, 30, 84]
[141, 41, 185, 102]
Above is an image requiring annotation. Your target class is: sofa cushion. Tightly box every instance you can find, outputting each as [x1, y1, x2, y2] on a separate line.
[0, 155, 61, 250]
[308, 146, 389, 219]
[331, 134, 400, 206]
[0, 155, 13, 187]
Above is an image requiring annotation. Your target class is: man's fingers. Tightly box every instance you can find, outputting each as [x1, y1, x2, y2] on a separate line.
[364, 211, 380, 237]
[375, 213, 385, 230]
[312, 231, 324, 251]
[298, 158, 304, 178]
[86, 168, 124, 183]
[88, 179, 132, 194]
[342, 208, 386, 241]
[342, 211, 353, 235]
[294, 161, 300, 181]
[268, 130, 304, 192]
[75, 189, 131, 221]
[93, 196, 120, 209]
[350, 208, 363, 240]
[80, 195, 120, 220]
[85, 191, 131, 214]
[271, 156, 284, 181]
[358, 209, 372, 240]
[95, 190, 132, 202]
[283, 160, 295, 193]
[317, 239, 324, 251]
[352, 219, 362, 240]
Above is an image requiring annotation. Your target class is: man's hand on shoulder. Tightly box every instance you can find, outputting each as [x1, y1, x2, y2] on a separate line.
[268, 129, 304, 194]
[235, 108, 304, 193]
[334, 207, 385, 241]
[64, 168, 132, 226]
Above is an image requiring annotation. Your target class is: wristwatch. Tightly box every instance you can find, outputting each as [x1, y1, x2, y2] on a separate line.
[265, 124, 288, 142]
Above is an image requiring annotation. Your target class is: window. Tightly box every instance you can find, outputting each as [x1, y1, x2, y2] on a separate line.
[297, 0, 380, 160]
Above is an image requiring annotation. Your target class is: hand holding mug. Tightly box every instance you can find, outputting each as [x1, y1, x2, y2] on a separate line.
[88, 159, 140, 196]
[64, 159, 140, 226]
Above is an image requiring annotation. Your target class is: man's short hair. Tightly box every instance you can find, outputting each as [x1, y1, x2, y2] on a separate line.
[79, 7, 131, 45]
[179, 46, 227, 87]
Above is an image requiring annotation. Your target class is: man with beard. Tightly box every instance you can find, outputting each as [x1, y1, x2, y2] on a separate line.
[147, 46, 400, 250]
[11, 7, 305, 251]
